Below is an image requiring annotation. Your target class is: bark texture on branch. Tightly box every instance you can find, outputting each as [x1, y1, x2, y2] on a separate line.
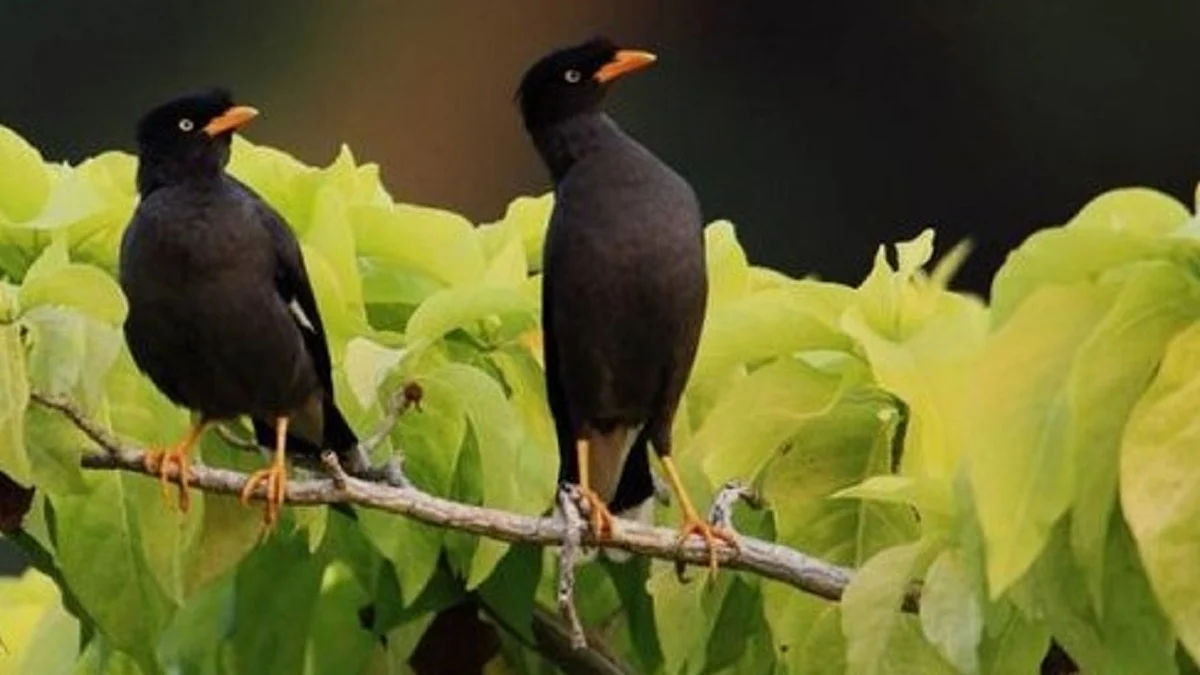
[29, 391, 903, 609]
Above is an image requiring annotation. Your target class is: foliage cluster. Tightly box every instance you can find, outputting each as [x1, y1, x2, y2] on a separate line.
[1, 123, 1199, 674]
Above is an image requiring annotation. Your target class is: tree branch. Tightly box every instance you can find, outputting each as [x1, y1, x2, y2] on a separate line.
[29, 391, 896, 609]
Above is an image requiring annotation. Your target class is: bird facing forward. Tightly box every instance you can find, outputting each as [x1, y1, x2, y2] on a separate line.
[119, 88, 358, 527]
[518, 39, 738, 571]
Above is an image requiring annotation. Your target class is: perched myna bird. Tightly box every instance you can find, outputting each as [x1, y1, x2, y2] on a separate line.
[518, 39, 737, 570]
[119, 88, 358, 527]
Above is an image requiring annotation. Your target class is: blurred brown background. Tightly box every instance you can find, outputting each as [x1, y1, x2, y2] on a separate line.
[6, 1, 1200, 294]
[3, 0, 1200, 570]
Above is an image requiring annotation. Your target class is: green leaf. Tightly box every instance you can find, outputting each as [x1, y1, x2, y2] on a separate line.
[433, 363, 535, 514]
[976, 602, 1048, 675]
[18, 232, 68, 285]
[102, 348, 189, 449]
[22, 306, 122, 408]
[991, 188, 1195, 325]
[59, 152, 138, 273]
[968, 284, 1113, 596]
[477, 544, 544, 642]
[466, 537, 510, 591]
[690, 285, 854, 420]
[1066, 263, 1200, 607]
[694, 357, 851, 488]
[72, 635, 146, 675]
[405, 285, 536, 347]
[763, 586, 846, 675]
[1122, 320, 1200, 663]
[19, 262, 128, 325]
[647, 559, 714, 674]
[356, 508, 443, 604]
[20, 168, 113, 233]
[833, 475, 953, 526]
[316, 144, 393, 209]
[920, 549, 982, 674]
[842, 289, 987, 481]
[854, 229, 947, 342]
[479, 193, 553, 271]
[353, 203, 486, 288]
[49, 471, 177, 666]
[762, 397, 918, 564]
[0, 567, 81, 675]
[23, 404, 90, 496]
[229, 532, 327, 675]
[0, 125, 51, 224]
[303, 561, 376, 675]
[705, 220, 752, 308]
[478, 222, 530, 286]
[304, 180, 367, 313]
[397, 368, 469, 497]
[299, 242, 364, 340]
[0, 323, 31, 486]
[705, 578, 772, 673]
[227, 135, 319, 226]
[180, 486, 263, 597]
[487, 346, 557, 504]
[841, 540, 955, 675]
[1014, 519, 1177, 675]
[342, 337, 406, 409]
[156, 572, 235, 674]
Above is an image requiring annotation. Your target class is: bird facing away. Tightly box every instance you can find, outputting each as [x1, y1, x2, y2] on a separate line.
[119, 88, 358, 527]
[518, 39, 737, 571]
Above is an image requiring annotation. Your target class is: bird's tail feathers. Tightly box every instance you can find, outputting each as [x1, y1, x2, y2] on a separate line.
[586, 423, 642, 503]
[250, 393, 358, 458]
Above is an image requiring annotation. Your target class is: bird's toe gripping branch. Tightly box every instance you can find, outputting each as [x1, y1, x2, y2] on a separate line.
[577, 487, 615, 540]
[659, 457, 742, 580]
[572, 437, 616, 539]
[676, 513, 741, 579]
[239, 417, 290, 530]
[142, 421, 208, 513]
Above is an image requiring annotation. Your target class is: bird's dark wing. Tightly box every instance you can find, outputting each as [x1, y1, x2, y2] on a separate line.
[229, 178, 358, 456]
[542, 264, 577, 484]
[229, 178, 333, 393]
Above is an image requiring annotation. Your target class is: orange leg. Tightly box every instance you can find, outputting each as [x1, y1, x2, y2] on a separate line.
[239, 416, 290, 531]
[576, 438, 615, 538]
[142, 421, 208, 512]
[659, 455, 741, 578]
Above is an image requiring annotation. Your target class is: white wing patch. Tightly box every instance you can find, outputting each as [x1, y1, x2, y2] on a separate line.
[288, 299, 317, 333]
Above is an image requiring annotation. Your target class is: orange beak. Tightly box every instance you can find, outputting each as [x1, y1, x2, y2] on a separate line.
[594, 49, 657, 84]
[203, 105, 259, 137]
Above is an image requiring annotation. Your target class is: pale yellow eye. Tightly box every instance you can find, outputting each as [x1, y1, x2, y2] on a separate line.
[564, 69, 582, 84]
[178, 118, 195, 132]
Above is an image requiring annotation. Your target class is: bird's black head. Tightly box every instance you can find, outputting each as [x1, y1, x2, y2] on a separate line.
[134, 88, 259, 194]
[516, 38, 657, 130]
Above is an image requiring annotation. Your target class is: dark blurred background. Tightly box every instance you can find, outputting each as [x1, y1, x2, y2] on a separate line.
[3, 1, 1200, 569]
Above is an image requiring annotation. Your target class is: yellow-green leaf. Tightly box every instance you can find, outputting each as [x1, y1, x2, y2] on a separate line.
[19, 262, 128, 325]
[1122, 320, 1200, 662]
[0, 125, 51, 223]
[0, 568, 80, 675]
[969, 284, 1113, 596]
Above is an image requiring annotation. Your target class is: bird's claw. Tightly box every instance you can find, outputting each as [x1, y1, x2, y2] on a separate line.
[143, 446, 193, 513]
[575, 487, 615, 540]
[676, 517, 740, 580]
[239, 463, 288, 532]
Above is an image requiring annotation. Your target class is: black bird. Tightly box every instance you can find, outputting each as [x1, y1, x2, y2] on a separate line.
[119, 88, 358, 526]
[518, 39, 737, 570]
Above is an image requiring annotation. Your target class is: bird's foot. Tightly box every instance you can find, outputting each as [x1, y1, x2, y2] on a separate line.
[676, 514, 740, 580]
[575, 487, 616, 540]
[142, 444, 194, 513]
[239, 458, 288, 532]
